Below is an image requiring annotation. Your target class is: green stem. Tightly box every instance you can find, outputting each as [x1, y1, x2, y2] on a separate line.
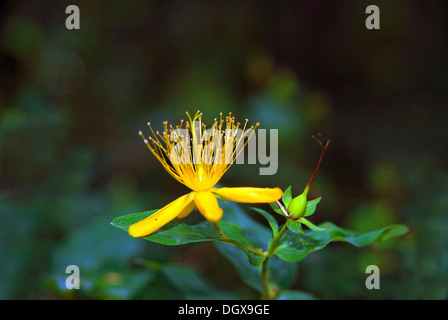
[261, 258, 270, 299]
[261, 223, 288, 300]
[268, 223, 288, 256]
[212, 222, 227, 238]
[212, 222, 265, 257]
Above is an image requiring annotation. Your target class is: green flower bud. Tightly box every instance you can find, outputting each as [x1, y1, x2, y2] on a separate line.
[287, 193, 307, 219]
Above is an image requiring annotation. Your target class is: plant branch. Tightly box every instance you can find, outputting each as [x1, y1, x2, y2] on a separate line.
[261, 223, 288, 299]
[212, 222, 266, 257]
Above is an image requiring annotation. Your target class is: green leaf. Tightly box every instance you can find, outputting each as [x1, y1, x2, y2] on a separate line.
[214, 243, 298, 294]
[218, 201, 271, 248]
[274, 222, 409, 263]
[286, 219, 303, 233]
[267, 256, 298, 291]
[251, 207, 279, 237]
[214, 242, 263, 293]
[286, 215, 325, 234]
[213, 201, 297, 294]
[304, 197, 322, 217]
[282, 186, 293, 207]
[269, 201, 284, 216]
[214, 202, 298, 294]
[298, 217, 327, 231]
[111, 209, 266, 266]
[111, 209, 220, 245]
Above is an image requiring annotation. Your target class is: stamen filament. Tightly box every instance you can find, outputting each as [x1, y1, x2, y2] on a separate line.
[140, 111, 259, 192]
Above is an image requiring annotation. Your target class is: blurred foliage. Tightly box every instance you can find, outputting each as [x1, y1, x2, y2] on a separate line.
[1, 0, 447, 299]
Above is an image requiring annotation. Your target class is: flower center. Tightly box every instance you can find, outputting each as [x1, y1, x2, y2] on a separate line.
[139, 111, 259, 192]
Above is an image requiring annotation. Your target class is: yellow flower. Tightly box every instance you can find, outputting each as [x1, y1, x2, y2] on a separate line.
[129, 111, 283, 237]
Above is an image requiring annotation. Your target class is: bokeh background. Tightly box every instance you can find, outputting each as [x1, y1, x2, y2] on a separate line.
[1, 0, 447, 299]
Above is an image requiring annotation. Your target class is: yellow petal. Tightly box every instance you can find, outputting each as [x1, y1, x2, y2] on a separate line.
[129, 192, 195, 237]
[193, 191, 223, 222]
[177, 193, 197, 219]
[212, 187, 283, 203]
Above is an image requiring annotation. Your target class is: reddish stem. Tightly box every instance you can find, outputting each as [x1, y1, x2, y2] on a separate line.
[303, 133, 330, 195]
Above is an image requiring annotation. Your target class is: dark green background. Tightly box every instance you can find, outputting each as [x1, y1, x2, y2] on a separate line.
[1, 0, 447, 299]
